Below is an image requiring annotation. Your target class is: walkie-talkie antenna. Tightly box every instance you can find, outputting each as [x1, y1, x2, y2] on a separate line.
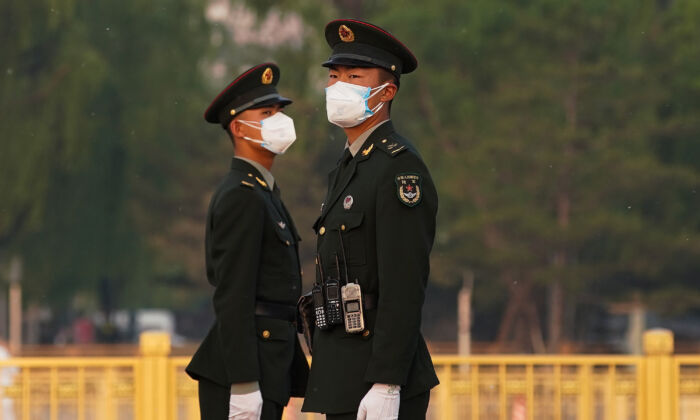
[333, 253, 342, 282]
[337, 232, 350, 285]
[316, 254, 326, 285]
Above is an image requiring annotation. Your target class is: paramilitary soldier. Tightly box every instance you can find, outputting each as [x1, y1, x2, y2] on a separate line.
[301, 20, 439, 420]
[186, 63, 309, 420]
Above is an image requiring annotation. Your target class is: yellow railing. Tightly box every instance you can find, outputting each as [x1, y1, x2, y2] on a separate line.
[0, 329, 698, 420]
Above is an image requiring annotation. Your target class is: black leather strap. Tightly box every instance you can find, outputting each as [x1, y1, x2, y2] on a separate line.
[255, 301, 297, 322]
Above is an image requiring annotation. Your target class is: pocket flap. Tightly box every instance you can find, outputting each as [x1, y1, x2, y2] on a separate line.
[331, 212, 364, 231]
[274, 223, 296, 246]
[255, 317, 293, 342]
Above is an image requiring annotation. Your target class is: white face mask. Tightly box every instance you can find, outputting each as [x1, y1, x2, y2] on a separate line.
[238, 112, 297, 154]
[325, 81, 390, 128]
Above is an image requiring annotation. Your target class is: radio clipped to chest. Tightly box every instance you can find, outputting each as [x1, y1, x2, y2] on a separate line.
[311, 229, 366, 334]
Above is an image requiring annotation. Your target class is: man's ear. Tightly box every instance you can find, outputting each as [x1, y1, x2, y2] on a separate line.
[230, 119, 243, 138]
[380, 83, 398, 102]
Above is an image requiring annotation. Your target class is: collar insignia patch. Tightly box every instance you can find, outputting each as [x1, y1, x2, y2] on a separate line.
[255, 177, 268, 188]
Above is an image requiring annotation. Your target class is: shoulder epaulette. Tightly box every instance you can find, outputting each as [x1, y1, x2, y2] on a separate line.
[375, 136, 408, 157]
[238, 172, 259, 189]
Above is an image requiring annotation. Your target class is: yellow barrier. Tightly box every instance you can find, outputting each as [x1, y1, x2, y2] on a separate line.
[0, 329, 698, 419]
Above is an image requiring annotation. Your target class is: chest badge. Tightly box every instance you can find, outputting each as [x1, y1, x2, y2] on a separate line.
[395, 173, 422, 207]
[278, 221, 286, 229]
[343, 195, 354, 210]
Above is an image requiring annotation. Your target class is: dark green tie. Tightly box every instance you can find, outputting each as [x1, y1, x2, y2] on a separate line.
[332, 148, 353, 190]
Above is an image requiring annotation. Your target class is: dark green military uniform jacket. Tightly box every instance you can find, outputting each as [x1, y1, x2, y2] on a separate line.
[302, 122, 439, 414]
[186, 158, 309, 406]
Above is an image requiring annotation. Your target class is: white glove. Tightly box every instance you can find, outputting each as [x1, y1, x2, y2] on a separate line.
[228, 390, 263, 420]
[357, 383, 401, 420]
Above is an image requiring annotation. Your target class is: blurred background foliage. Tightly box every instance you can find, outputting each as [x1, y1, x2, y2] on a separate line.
[1, 0, 698, 351]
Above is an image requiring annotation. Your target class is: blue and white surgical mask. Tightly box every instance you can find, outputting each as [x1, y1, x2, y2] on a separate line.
[238, 112, 297, 154]
[325, 81, 389, 128]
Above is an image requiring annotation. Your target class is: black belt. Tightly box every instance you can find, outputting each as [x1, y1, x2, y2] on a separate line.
[255, 301, 297, 322]
[257, 293, 377, 323]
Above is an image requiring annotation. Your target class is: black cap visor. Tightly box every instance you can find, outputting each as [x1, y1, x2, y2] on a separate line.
[217, 85, 292, 127]
[322, 42, 403, 76]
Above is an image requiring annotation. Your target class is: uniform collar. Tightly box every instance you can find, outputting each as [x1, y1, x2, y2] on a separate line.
[233, 156, 274, 190]
[345, 119, 390, 157]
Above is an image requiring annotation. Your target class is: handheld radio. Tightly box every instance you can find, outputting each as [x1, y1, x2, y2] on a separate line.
[312, 256, 330, 330]
[337, 231, 365, 333]
[341, 282, 364, 333]
[323, 255, 344, 326]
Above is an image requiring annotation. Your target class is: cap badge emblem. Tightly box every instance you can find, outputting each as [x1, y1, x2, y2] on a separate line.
[339, 24, 355, 42]
[343, 195, 354, 210]
[261, 67, 274, 84]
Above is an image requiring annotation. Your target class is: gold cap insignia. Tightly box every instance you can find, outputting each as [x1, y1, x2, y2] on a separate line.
[339, 24, 355, 42]
[261, 67, 273, 84]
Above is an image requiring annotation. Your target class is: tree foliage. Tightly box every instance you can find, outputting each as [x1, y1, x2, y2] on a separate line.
[1, 0, 214, 310]
[1, 0, 698, 348]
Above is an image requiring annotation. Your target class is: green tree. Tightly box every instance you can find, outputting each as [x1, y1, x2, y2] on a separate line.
[1, 0, 214, 321]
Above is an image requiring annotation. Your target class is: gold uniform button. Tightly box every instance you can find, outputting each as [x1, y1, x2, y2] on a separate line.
[262, 330, 271, 339]
[362, 329, 370, 337]
[319, 226, 326, 235]
[381, 139, 387, 143]
[341, 224, 346, 231]
[391, 64, 396, 71]
[230, 109, 236, 116]
[285, 240, 291, 246]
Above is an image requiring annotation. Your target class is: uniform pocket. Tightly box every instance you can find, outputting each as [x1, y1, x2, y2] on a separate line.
[255, 317, 293, 342]
[336, 212, 365, 266]
[274, 223, 296, 247]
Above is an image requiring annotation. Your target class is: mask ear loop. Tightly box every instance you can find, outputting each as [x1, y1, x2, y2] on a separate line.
[237, 120, 262, 129]
[365, 83, 390, 116]
[368, 82, 390, 98]
[235, 119, 265, 145]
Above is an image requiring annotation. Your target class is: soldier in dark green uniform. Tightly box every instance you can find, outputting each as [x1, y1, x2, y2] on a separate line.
[186, 63, 309, 420]
[301, 20, 439, 420]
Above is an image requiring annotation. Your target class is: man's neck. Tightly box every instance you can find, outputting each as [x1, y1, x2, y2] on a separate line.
[234, 145, 274, 171]
[345, 111, 390, 145]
